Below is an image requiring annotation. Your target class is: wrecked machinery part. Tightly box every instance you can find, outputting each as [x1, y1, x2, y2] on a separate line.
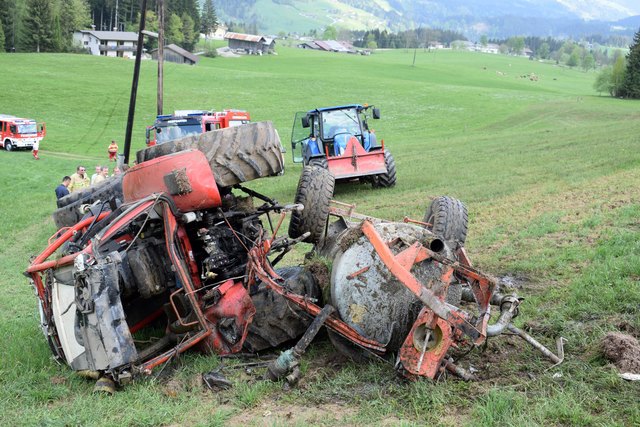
[202, 370, 233, 390]
[311, 200, 565, 380]
[507, 324, 565, 365]
[486, 295, 520, 337]
[93, 375, 117, 394]
[267, 304, 335, 382]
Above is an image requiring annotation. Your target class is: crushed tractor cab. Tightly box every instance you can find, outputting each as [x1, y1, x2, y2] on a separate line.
[290, 104, 396, 188]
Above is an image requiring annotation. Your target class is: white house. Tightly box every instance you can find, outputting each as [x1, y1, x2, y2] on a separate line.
[479, 43, 500, 54]
[73, 31, 138, 58]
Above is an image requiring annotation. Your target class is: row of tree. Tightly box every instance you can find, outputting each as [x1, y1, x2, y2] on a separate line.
[488, 35, 626, 69]
[0, 0, 219, 53]
[594, 29, 640, 98]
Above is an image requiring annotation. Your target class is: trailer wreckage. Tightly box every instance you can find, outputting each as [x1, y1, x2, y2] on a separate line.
[26, 122, 563, 391]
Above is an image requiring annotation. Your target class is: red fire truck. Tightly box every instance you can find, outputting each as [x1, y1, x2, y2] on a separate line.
[145, 109, 251, 146]
[0, 114, 46, 151]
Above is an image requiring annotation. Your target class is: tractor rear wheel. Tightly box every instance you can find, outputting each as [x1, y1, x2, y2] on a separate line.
[423, 196, 468, 249]
[52, 176, 123, 229]
[288, 166, 335, 243]
[137, 122, 284, 187]
[372, 150, 397, 188]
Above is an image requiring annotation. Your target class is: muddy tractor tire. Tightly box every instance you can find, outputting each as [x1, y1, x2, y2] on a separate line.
[136, 121, 285, 188]
[244, 267, 321, 352]
[52, 176, 123, 229]
[308, 157, 328, 170]
[372, 150, 397, 188]
[423, 196, 468, 250]
[288, 166, 335, 243]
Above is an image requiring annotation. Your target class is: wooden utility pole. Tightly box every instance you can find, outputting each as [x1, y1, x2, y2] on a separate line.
[157, 0, 164, 116]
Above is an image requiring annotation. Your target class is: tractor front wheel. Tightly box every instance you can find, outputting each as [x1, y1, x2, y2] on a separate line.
[4, 140, 14, 151]
[308, 157, 328, 170]
[372, 149, 397, 188]
[288, 166, 335, 243]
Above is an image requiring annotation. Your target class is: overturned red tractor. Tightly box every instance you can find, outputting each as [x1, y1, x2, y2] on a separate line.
[27, 122, 561, 389]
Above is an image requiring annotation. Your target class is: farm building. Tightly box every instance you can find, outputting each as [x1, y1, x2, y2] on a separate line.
[297, 40, 356, 53]
[73, 30, 138, 58]
[224, 32, 275, 54]
[150, 44, 199, 65]
[203, 24, 228, 40]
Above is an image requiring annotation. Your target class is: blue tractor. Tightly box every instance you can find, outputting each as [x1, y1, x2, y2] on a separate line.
[290, 104, 396, 187]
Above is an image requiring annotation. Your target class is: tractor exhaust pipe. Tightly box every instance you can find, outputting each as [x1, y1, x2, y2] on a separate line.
[429, 238, 445, 253]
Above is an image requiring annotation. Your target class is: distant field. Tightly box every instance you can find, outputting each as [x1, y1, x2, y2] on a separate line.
[0, 48, 639, 426]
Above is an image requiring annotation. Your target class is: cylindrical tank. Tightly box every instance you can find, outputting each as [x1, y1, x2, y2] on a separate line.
[320, 220, 456, 353]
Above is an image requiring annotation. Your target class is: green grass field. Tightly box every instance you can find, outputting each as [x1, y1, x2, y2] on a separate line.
[1, 47, 639, 426]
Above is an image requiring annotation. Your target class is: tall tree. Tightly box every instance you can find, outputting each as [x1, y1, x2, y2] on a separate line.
[200, 0, 218, 38]
[22, 0, 56, 52]
[0, 0, 17, 51]
[538, 42, 550, 59]
[60, 0, 91, 40]
[594, 66, 614, 95]
[180, 12, 197, 51]
[142, 10, 158, 50]
[567, 46, 580, 67]
[0, 20, 5, 50]
[165, 13, 183, 45]
[610, 55, 627, 97]
[581, 53, 595, 71]
[322, 25, 336, 40]
[622, 27, 640, 99]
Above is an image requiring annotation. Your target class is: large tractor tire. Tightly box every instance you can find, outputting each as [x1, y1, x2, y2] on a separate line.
[423, 196, 468, 250]
[372, 150, 397, 188]
[136, 121, 284, 188]
[288, 166, 335, 244]
[244, 267, 321, 352]
[308, 157, 328, 170]
[52, 176, 123, 229]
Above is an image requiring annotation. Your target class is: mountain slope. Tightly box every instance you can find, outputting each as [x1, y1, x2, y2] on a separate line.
[213, 0, 640, 38]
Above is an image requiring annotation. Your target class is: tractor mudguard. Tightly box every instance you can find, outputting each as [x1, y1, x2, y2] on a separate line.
[363, 132, 377, 151]
[305, 137, 322, 156]
[333, 134, 351, 155]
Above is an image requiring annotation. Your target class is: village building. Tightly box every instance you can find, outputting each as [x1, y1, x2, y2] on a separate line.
[150, 44, 199, 65]
[224, 32, 276, 54]
[72, 30, 138, 58]
[479, 43, 500, 54]
[297, 40, 356, 53]
[203, 24, 228, 40]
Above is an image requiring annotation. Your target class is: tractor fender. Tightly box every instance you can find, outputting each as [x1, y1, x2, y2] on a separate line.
[363, 132, 377, 151]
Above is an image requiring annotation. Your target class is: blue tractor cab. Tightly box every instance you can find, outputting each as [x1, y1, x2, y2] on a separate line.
[291, 104, 379, 163]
